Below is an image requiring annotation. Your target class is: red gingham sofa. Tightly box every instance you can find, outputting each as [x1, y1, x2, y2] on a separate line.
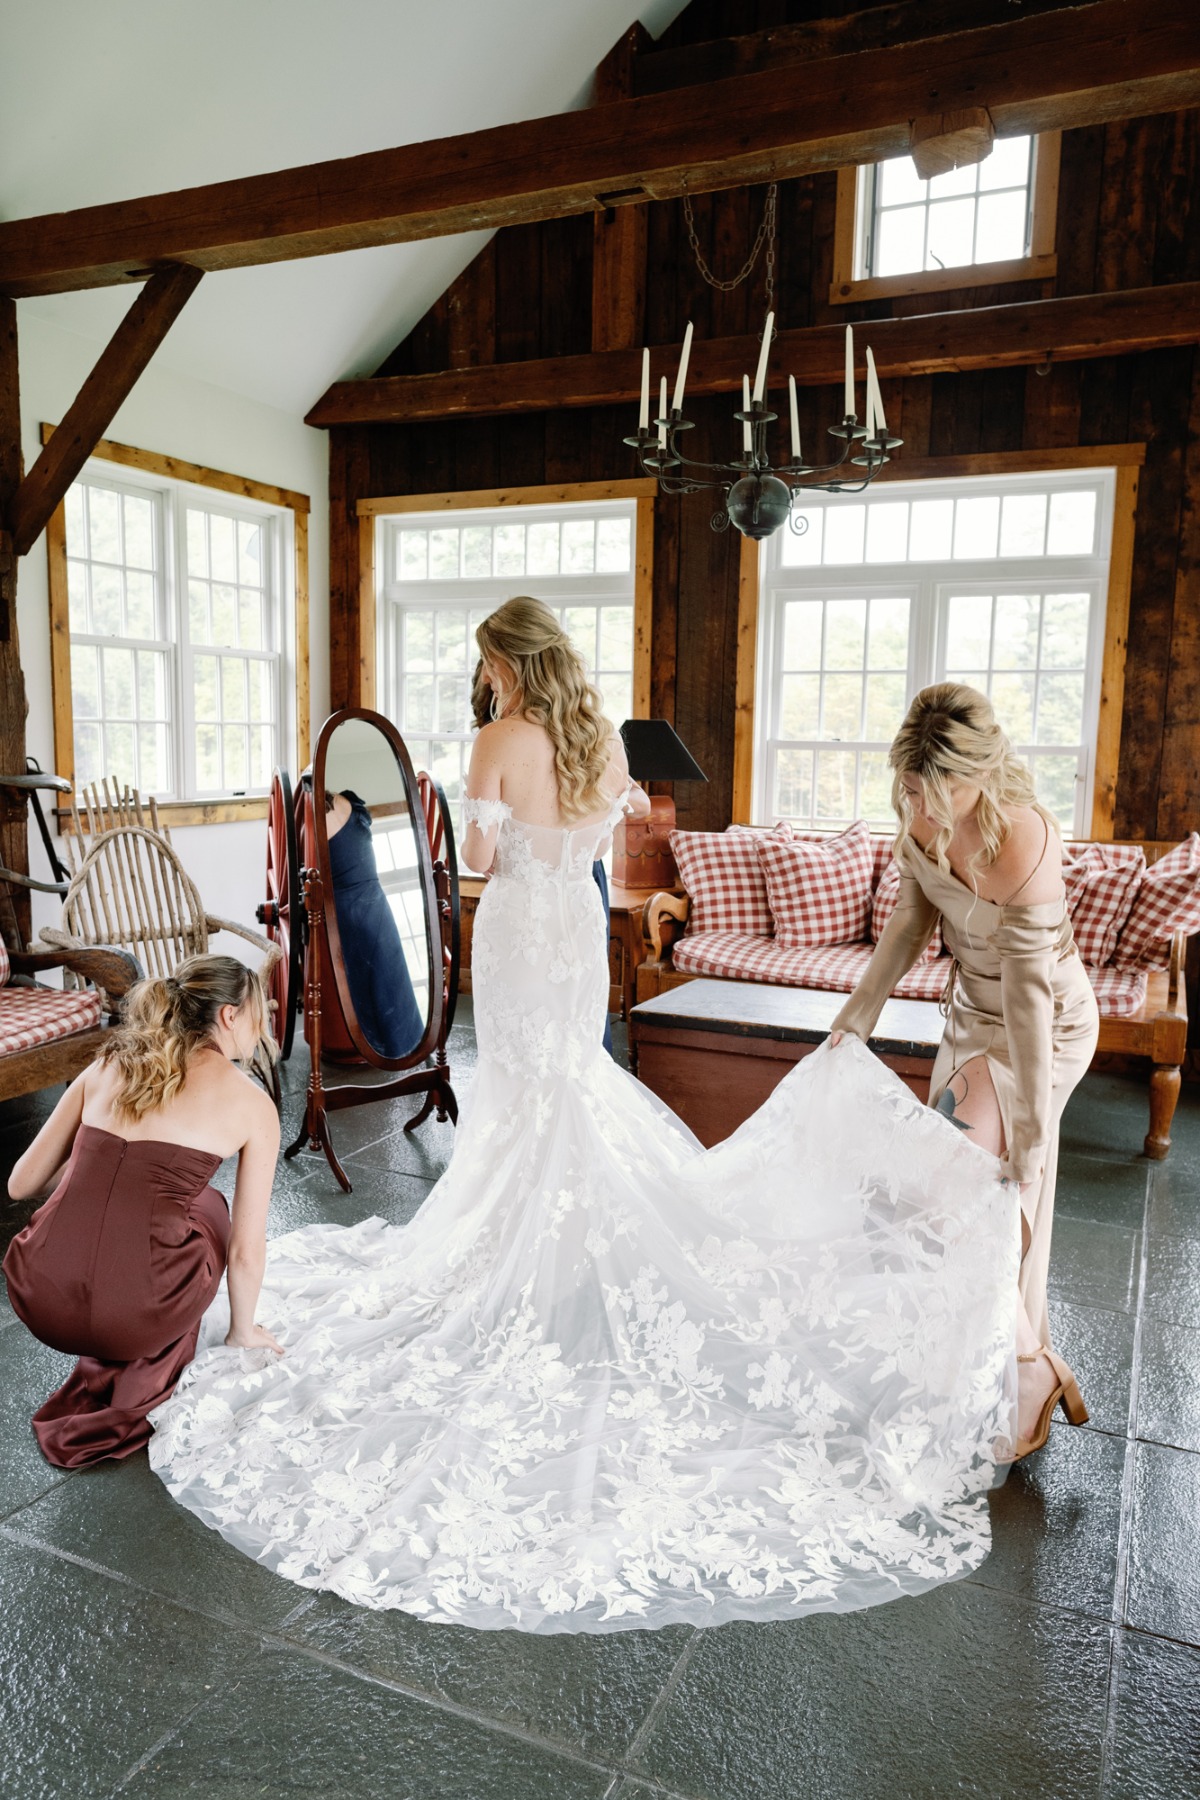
[638, 824, 1198, 1159]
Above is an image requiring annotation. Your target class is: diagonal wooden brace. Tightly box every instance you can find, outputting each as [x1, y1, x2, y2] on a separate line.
[11, 264, 202, 557]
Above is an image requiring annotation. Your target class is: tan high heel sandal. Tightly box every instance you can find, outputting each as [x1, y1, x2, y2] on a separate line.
[1012, 1346, 1089, 1461]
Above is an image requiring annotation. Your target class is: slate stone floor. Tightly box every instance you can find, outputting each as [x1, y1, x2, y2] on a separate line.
[2, 1006, 1199, 1800]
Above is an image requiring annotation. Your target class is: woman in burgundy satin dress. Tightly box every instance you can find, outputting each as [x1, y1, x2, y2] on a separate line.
[4, 954, 281, 1468]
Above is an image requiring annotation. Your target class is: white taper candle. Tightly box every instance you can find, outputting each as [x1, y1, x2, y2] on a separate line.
[672, 322, 693, 415]
[639, 347, 650, 431]
[752, 311, 774, 403]
[658, 377, 668, 450]
[742, 375, 752, 453]
[788, 374, 801, 462]
[865, 345, 887, 435]
[844, 325, 855, 418]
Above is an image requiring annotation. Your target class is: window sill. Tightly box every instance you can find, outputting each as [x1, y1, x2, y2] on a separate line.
[58, 796, 269, 832]
[829, 253, 1057, 307]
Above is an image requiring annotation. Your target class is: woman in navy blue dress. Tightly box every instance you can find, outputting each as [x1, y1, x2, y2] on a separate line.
[326, 791, 425, 1058]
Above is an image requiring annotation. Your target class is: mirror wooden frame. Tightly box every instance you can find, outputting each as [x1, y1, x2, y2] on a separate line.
[285, 706, 458, 1190]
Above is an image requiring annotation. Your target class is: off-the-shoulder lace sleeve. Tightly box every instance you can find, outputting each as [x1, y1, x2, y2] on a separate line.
[463, 796, 512, 832]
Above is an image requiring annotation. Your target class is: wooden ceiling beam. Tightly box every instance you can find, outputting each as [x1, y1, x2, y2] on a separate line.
[305, 281, 1200, 426]
[0, 0, 1195, 298]
[632, 0, 1099, 95]
[11, 265, 202, 556]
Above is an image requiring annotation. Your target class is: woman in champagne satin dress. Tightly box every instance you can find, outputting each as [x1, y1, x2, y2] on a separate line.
[833, 682, 1099, 1458]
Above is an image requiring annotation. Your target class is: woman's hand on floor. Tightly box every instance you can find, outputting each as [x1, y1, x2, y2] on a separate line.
[225, 1322, 284, 1353]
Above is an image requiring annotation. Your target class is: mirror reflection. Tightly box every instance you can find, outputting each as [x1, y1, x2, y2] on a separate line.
[323, 718, 430, 1059]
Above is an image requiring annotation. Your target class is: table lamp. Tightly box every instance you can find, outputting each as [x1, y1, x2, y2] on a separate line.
[612, 719, 707, 889]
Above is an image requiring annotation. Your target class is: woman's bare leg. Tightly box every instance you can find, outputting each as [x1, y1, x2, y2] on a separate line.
[934, 1056, 1059, 1445]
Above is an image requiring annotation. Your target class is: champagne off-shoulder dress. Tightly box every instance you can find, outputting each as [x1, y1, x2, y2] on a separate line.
[831, 828, 1099, 1348]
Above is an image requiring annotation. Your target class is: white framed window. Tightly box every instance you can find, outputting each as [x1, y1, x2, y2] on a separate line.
[377, 499, 638, 820]
[858, 135, 1036, 281]
[63, 466, 292, 801]
[754, 468, 1117, 836]
[830, 134, 1059, 304]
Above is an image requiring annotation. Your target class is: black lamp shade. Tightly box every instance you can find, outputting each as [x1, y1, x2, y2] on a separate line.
[619, 720, 707, 783]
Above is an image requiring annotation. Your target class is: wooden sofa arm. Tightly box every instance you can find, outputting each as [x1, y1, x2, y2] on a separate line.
[1167, 928, 1188, 1011]
[642, 892, 691, 965]
[11, 944, 143, 1002]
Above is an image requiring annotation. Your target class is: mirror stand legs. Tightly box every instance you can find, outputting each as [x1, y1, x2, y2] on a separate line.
[284, 1092, 354, 1193]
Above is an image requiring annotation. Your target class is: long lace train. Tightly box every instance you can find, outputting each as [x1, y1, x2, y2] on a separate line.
[149, 799, 1018, 1633]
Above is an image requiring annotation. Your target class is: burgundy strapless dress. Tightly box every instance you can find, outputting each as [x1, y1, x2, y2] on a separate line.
[3, 1124, 230, 1468]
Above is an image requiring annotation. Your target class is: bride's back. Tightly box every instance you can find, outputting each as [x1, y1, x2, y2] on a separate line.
[478, 715, 624, 832]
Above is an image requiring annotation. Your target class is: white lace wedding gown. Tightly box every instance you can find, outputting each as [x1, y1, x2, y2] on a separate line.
[149, 794, 1019, 1634]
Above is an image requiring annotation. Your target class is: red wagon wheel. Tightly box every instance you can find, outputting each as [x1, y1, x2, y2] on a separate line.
[256, 767, 303, 1060]
[417, 771, 461, 1037]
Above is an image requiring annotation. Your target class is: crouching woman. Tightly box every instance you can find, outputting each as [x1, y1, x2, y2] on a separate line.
[3, 954, 282, 1469]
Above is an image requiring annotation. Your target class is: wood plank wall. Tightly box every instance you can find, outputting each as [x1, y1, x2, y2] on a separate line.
[329, 0, 1200, 840]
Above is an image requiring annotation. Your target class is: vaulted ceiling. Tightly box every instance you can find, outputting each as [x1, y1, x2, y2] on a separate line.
[2, 0, 686, 415]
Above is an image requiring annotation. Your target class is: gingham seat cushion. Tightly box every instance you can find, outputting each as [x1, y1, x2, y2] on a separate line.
[756, 821, 874, 950]
[870, 858, 944, 961]
[1113, 833, 1200, 968]
[670, 826, 777, 938]
[1063, 844, 1145, 966]
[0, 986, 102, 1057]
[672, 933, 951, 1002]
[671, 934, 1150, 1021]
[1085, 964, 1149, 1019]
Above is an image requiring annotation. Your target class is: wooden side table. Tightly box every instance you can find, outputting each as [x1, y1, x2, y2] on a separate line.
[456, 876, 678, 1022]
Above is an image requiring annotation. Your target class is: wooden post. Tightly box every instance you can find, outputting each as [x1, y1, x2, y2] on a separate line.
[0, 295, 30, 944]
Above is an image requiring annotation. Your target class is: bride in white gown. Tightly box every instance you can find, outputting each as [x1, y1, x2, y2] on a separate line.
[149, 598, 1019, 1634]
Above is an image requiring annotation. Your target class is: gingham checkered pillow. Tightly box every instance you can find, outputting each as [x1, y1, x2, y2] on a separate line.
[670, 826, 777, 938]
[756, 820, 874, 949]
[1063, 844, 1145, 965]
[871, 857, 944, 961]
[1113, 833, 1200, 968]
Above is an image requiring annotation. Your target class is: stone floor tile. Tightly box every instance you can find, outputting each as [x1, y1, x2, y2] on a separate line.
[0, 1534, 255, 1800]
[119, 1639, 615, 1800]
[1047, 1217, 1141, 1313]
[274, 1160, 434, 1231]
[9, 1453, 301, 1631]
[1142, 1232, 1200, 1329]
[291, 1594, 690, 1761]
[0, 1326, 75, 1517]
[343, 1115, 457, 1181]
[1137, 1319, 1200, 1453]
[1146, 1156, 1200, 1243]
[1105, 1630, 1200, 1800]
[1048, 1298, 1135, 1437]
[1054, 1151, 1149, 1232]
[975, 1423, 1126, 1619]
[631, 1583, 1111, 1800]
[1060, 1073, 1153, 1161]
[1126, 1441, 1200, 1645]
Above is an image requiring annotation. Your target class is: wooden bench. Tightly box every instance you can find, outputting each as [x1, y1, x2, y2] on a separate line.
[637, 889, 1190, 1162]
[629, 980, 943, 1147]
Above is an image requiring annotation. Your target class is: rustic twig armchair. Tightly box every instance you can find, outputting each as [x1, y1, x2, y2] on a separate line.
[40, 780, 280, 992]
[39, 781, 281, 1109]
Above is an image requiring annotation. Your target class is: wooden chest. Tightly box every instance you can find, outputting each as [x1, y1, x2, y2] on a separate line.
[629, 978, 944, 1147]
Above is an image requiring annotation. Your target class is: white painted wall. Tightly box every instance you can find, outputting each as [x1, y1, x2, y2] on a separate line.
[14, 306, 330, 963]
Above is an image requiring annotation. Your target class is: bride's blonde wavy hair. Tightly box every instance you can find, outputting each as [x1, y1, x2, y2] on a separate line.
[889, 682, 1057, 878]
[476, 597, 614, 821]
[99, 953, 276, 1120]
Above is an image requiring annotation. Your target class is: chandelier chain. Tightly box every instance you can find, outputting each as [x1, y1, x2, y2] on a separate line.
[682, 181, 777, 315]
